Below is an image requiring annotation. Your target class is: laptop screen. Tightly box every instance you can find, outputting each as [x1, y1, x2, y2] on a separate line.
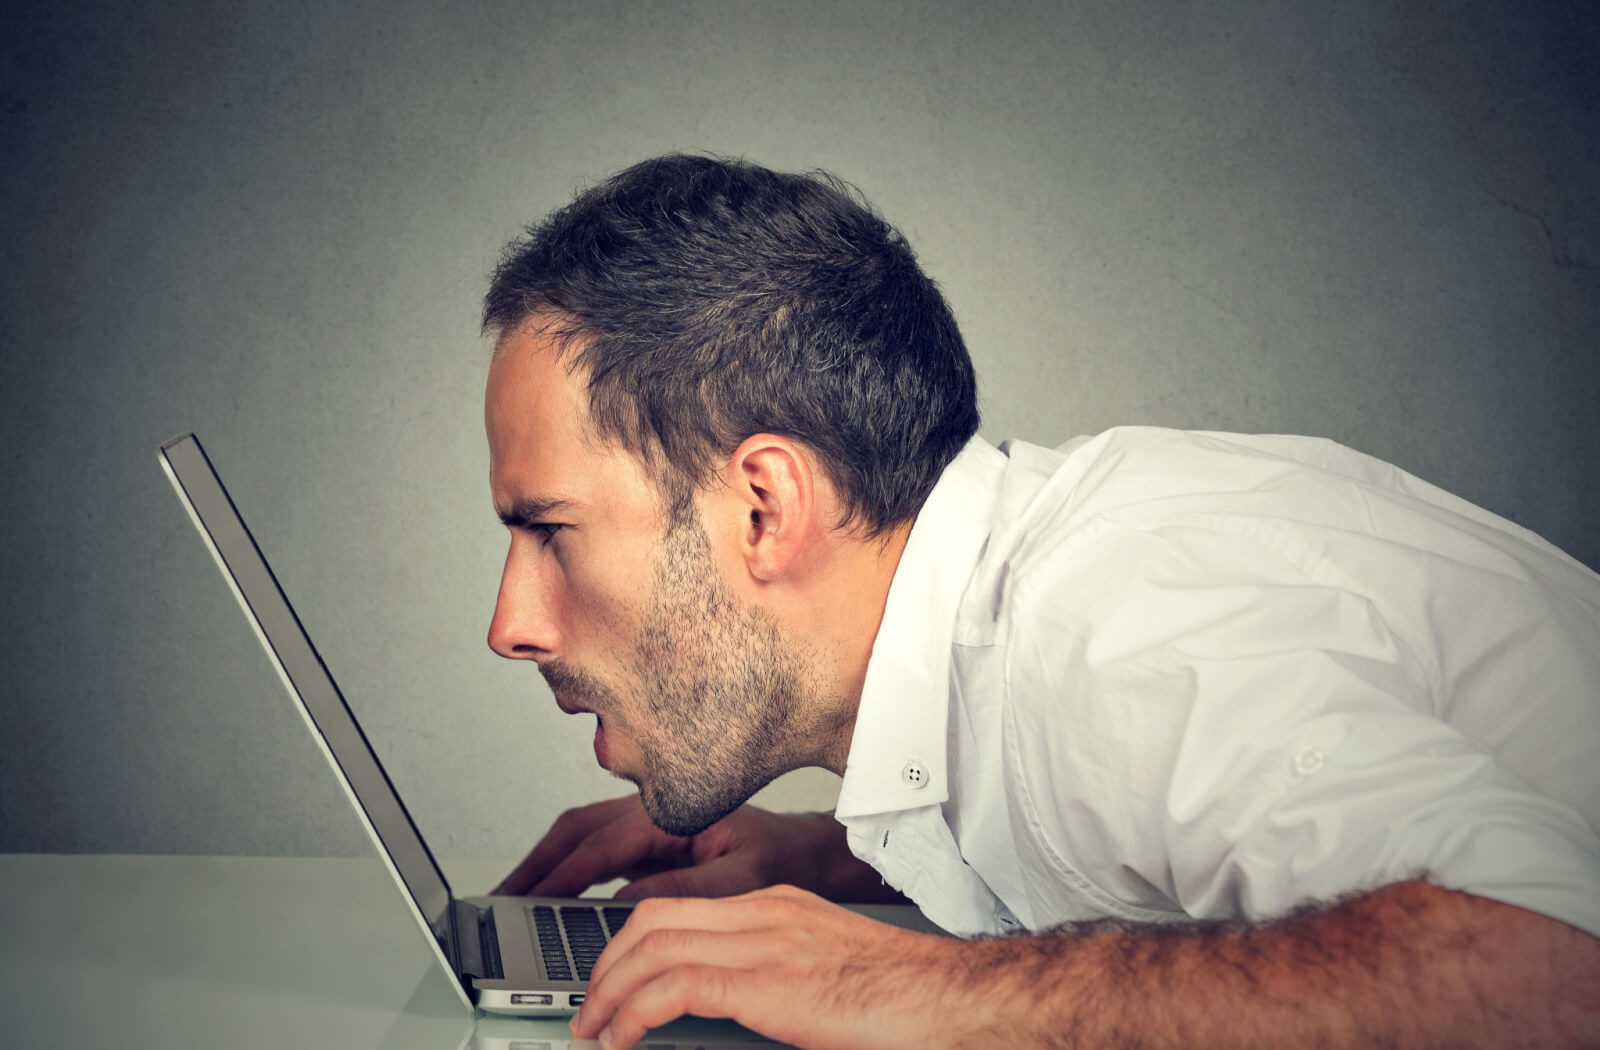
[158, 433, 454, 941]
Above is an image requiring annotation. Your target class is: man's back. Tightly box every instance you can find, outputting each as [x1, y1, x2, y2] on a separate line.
[843, 426, 1600, 937]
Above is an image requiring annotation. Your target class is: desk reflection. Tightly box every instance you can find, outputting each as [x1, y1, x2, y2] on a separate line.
[0, 855, 789, 1050]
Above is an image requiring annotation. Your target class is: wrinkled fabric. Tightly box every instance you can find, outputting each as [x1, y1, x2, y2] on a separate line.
[836, 428, 1600, 939]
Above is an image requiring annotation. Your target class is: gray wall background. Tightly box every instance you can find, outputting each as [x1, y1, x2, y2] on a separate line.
[3, 0, 1596, 859]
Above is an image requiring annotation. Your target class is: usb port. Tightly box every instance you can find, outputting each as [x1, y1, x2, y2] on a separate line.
[510, 993, 553, 1006]
[569, 993, 586, 1007]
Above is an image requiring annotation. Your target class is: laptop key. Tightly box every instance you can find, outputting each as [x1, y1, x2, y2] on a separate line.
[531, 905, 574, 981]
[602, 906, 632, 937]
[559, 906, 609, 980]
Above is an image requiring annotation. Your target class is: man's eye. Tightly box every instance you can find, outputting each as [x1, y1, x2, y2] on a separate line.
[530, 523, 563, 546]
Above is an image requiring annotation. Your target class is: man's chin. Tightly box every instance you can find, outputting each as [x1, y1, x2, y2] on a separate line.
[637, 781, 748, 838]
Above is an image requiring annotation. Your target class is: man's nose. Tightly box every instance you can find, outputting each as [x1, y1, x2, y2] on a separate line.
[487, 541, 559, 660]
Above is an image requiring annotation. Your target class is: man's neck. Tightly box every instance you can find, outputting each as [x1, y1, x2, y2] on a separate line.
[810, 519, 914, 775]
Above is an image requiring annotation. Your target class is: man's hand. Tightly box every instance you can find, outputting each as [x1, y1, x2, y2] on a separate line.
[493, 793, 902, 902]
[572, 880, 1600, 1050]
[572, 885, 971, 1050]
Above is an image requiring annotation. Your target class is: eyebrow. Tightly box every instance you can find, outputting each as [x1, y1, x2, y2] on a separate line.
[496, 496, 576, 529]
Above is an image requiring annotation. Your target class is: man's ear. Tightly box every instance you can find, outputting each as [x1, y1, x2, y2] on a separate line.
[724, 433, 817, 582]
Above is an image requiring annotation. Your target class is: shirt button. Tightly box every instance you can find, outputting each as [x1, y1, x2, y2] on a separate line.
[1291, 745, 1325, 776]
[901, 761, 929, 789]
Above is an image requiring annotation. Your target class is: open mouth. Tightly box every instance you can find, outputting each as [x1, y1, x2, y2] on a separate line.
[553, 693, 590, 716]
[592, 715, 610, 770]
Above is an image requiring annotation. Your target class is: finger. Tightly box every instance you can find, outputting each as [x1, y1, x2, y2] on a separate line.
[598, 964, 748, 1050]
[492, 794, 643, 895]
[616, 853, 767, 900]
[529, 815, 689, 898]
[591, 963, 743, 1050]
[613, 854, 685, 881]
[574, 928, 779, 1044]
[589, 888, 818, 987]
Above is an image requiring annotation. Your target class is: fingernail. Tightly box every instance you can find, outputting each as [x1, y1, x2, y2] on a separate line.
[599, 1024, 614, 1048]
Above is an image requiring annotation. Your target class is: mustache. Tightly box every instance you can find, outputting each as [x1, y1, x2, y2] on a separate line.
[538, 659, 615, 709]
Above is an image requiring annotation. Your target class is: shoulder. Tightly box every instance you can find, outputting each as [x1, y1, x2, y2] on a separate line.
[976, 428, 1381, 647]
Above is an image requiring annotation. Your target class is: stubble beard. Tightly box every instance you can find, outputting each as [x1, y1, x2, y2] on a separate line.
[537, 497, 814, 838]
[626, 501, 809, 836]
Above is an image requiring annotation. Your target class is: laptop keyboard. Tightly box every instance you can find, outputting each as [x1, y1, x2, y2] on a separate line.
[531, 904, 633, 981]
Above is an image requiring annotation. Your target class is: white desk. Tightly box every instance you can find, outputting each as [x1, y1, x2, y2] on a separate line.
[0, 854, 783, 1049]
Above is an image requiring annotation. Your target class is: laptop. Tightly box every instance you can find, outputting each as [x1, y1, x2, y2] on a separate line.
[159, 432, 939, 1021]
[158, 431, 640, 1015]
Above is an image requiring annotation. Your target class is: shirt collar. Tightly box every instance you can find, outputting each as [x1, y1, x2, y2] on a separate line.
[835, 435, 1007, 820]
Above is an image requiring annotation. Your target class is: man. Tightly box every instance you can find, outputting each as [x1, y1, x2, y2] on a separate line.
[481, 154, 1600, 1049]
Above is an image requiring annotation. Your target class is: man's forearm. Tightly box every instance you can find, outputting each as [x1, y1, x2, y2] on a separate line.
[951, 880, 1600, 1048]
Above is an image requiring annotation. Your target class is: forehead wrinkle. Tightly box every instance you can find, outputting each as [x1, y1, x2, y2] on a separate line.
[489, 320, 682, 535]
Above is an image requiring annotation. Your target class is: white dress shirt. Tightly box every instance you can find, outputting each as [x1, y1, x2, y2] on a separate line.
[835, 428, 1600, 939]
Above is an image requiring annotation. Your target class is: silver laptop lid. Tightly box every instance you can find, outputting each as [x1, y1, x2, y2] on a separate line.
[158, 433, 461, 982]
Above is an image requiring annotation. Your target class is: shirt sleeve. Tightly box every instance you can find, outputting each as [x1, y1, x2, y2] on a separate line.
[1001, 517, 1600, 937]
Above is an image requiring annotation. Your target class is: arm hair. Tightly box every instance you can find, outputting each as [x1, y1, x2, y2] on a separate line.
[938, 881, 1600, 1049]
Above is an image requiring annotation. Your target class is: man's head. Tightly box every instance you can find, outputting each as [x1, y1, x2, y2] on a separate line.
[485, 330, 841, 835]
[482, 153, 979, 535]
[483, 155, 977, 834]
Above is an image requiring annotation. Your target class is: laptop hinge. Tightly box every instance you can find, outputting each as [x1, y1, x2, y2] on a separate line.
[433, 904, 463, 976]
[452, 898, 501, 980]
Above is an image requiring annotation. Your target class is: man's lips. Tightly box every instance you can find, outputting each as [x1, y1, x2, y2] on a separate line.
[547, 686, 612, 771]
[553, 694, 590, 716]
